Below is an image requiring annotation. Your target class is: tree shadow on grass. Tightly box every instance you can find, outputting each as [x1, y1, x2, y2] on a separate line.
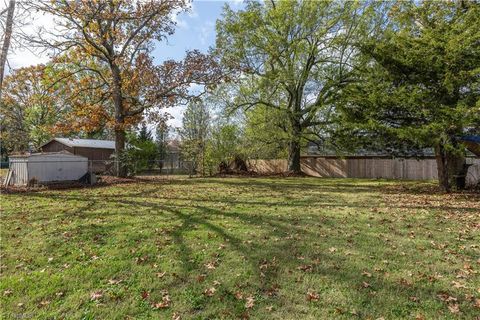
[5, 179, 476, 317]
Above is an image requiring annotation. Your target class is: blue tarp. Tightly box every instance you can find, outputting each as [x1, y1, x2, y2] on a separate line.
[461, 135, 480, 157]
[461, 135, 480, 143]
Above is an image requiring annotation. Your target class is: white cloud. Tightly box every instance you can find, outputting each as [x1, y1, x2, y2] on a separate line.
[199, 20, 215, 46]
[230, 0, 244, 7]
[173, 15, 189, 30]
[167, 105, 186, 129]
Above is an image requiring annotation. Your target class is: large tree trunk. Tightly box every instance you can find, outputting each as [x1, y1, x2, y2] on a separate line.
[111, 63, 127, 177]
[115, 128, 126, 177]
[0, 0, 15, 105]
[287, 117, 302, 174]
[435, 143, 466, 192]
[287, 139, 302, 174]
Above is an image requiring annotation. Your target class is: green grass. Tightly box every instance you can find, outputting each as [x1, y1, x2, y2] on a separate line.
[1, 177, 479, 319]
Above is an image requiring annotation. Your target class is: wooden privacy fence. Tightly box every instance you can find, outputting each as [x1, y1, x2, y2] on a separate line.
[247, 156, 480, 184]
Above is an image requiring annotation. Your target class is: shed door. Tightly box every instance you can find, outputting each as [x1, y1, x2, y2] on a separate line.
[11, 161, 28, 186]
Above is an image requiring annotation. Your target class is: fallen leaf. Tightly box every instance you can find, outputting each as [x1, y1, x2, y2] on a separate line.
[437, 293, 457, 303]
[172, 312, 181, 320]
[90, 291, 103, 301]
[38, 300, 50, 307]
[141, 291, 150, 300]
[235, 291, 244, 300]
[245, 296, 255, 309]
[328, 247, 337, 253]
[108, 279, 122, 285]
[197, 274, 206, 283]
[265, 305, 273, 312]
[156, 272, 166, 279]
[362, 271, 372, 278]
[474, 298, 480, 309]
[152, 295, 171, 309]
[3, 289, 12, 296]
[448, 303, 460, 314]
[297, 265, 313, 272]
[362, 282, 371, 288]
[306, 290, 319, 302]
[451, 281, 467, 289]
[204, 287, 216, 297]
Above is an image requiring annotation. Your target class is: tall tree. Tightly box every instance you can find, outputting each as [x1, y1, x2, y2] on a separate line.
[156, 121, 169, 163]
[138, 123, 152, 142]
[0, 0, 15, 101]
[32, 0, 221, 176]
[0, 65, 63, 152]
[178, 100, 210, 176]
[338, 1, 480, 192]
[216, 0, 364, 173]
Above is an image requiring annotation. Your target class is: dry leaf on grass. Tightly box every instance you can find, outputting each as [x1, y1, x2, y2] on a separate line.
[306, 290, 319, 302]
[448, 303, 460, 314]
[245, 296, 255, 309]
[90, 291, 103, 301]
[152, 295, 171, 309]
[204, 287, 216, 297]
[362, 271, 372, 278]
[297, 265, 313, 272]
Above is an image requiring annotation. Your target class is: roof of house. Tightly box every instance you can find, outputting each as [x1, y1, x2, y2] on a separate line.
[42, 138, 116, 150]
[167, 139, 181, 152]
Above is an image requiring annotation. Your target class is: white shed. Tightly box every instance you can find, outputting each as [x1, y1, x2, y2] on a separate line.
[6, 152, 88, 186]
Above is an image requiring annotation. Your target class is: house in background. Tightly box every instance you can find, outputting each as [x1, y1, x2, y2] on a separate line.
[40, 138, 115, 161]
[40, 138, 116, 172]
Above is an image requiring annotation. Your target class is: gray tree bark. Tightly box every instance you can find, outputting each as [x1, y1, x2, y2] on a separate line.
[0, 0, 15, 106]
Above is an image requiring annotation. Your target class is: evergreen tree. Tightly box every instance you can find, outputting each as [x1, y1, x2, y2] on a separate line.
[138, 123, 152, 142]
[338, 1, 480, 192]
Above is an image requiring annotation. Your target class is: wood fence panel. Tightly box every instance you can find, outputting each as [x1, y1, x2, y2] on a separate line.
[246, 157, 478, 184]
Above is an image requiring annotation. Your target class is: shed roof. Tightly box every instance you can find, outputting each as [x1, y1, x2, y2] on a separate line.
[42, 138, 116, 149]
[9, 151, 88, 159]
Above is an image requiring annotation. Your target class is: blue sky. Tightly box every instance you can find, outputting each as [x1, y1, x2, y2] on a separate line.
[153, 0, 243, 63]
[151, 0, 244, 128]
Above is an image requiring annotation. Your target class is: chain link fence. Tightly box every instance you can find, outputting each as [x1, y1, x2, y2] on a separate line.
[88, 159, 194, 176]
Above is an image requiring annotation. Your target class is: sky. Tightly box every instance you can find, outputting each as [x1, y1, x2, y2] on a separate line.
[5, 0, 245, 129]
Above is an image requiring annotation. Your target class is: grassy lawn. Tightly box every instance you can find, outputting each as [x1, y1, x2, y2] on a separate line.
[1, 177, 479, 319]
